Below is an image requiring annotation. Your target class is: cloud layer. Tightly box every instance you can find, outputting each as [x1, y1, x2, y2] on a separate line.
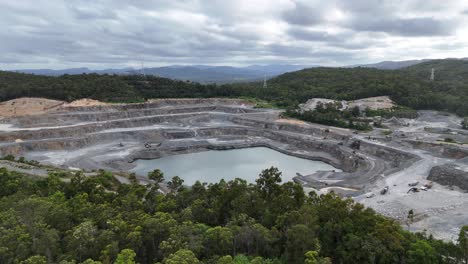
[1, 0, 467, 69]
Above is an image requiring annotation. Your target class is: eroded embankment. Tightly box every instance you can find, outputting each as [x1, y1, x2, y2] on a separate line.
[404, 139, 468, 159]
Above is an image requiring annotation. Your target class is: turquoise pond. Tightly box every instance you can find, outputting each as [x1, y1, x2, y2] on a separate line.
[130, 147, 338, 185]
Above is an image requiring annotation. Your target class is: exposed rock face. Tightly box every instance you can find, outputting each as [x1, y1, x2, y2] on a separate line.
[348, 96, 395, 111]
[2, 98, 468, 241]
[0, 98, 421, 195]
[298, 96, 395, 112]
[405, 140, 468, 159]
[428, 164, 468, 191]
[299, 98, 347, 112]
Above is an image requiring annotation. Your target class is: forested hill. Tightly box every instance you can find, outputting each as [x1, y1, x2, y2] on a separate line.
[267, 59, 468, 115]
[1, 59, 468, 115]
[403, 59, 468, 82]
[0, 71, 218, 103]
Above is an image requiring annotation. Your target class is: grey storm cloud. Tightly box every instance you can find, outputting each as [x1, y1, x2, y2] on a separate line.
[0, 0, 467, 69]
[335, 0, 460, 36]
[288, 29, 346, 42]
[267, 43, 357, 61]
[346, 17, 456, 36]
[281, 2, 323, 26]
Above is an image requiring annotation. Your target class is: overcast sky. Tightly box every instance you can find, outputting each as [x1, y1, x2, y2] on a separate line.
[1, 0, 468, 69]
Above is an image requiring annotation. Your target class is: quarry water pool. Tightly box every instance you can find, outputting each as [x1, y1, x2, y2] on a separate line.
[130, 147, 339, 185]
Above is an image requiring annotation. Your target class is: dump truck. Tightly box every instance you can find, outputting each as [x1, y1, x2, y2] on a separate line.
[380, 186, 389, 195]
[408, 181, 419, 187]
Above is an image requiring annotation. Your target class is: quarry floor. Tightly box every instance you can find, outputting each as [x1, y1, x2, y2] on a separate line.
[0, 98, 467, 241]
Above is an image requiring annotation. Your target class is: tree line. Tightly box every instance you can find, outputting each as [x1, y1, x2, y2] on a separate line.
[1, 59, 468, 117]
[0, 166, 466, 263]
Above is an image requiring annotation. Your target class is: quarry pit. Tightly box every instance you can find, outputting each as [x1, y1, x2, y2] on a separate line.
[0, 98, 467, 240]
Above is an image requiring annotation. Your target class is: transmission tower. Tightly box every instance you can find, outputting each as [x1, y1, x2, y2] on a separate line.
[140, 61, 146, 78]
[263, 74, 267, 88]
[430, 68, 434, 81]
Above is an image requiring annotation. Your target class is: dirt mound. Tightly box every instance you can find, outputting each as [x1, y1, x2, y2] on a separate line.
[428, 164, 468, 191]
[63, 99, 108, 107]
[299, 96, 395, 112]
[0, 97, 65, 117]
[349, 96, 395, 111]
[276, 118, 306, 125]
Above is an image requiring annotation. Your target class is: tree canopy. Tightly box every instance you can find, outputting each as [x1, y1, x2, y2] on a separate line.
[0, 166, 465, 263]
[1, 59, 468, 116]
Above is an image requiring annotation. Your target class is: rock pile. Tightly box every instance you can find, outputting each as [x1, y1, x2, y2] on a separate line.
[428, 164, 468, 191]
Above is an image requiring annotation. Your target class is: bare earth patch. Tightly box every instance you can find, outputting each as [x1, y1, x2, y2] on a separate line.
[276, 118, 307, 125]
[0, 97, 110, 118]
[349, 96, 395, 110]
[62, 98, 108, 107]
[0, 97, 64, 117]
[299, 96, 395, 112]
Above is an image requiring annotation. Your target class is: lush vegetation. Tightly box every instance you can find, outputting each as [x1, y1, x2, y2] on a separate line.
[266, 60, 468, 116]
[2, 59, 468, 117]
[0, 72, 140, 103]
[1, 154, 40, 166]
[0, 166, 466, 263]
[0, 72, 219, 103]
[285, 103, 372, 131]
[462, 117, 468, 130]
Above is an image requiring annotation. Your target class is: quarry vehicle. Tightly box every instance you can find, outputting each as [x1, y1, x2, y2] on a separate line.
[350, 140, 361, 149]
[366, 192, 375, 198]
[408, 181, 419, 187]
[424, 182, 433, 189]
[380, 186, 389, 195]
[144, 142, 162, 149]
[420, 186, 428, 191]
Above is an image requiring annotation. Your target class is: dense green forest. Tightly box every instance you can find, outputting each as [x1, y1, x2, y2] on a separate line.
[266, 60, 468, 116]
[1, 59, 468, 116]
[285, 103, 373, 131]
[0, 166, 466, 263]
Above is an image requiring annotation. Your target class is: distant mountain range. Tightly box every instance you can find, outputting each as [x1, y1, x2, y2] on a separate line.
[14, 67, 133, 76]
[353, 58, 468, 70]
[14, 64, 311, 84]
[3, 58, 468, 116]
[351, 59, 432, 69]
[12, 58, 468, 83]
